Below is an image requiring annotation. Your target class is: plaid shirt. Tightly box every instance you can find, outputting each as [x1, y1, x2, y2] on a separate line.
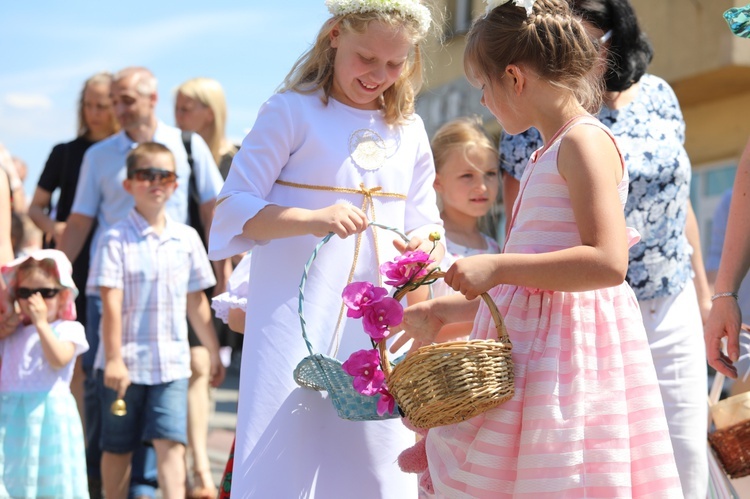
[88, 209, 216, 384]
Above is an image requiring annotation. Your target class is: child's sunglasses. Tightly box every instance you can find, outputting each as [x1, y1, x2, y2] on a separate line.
[127, 167, 178, 185]
[16, 287, 63, 299]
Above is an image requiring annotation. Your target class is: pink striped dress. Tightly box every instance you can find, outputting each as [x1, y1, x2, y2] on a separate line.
[425, 118, 683, 498]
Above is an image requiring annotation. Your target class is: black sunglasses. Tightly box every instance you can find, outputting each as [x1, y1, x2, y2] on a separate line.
[127, 167, 178, 185]
[16, 287, 63, 299]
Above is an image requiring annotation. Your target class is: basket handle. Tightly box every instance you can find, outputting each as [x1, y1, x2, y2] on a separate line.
[708, 372, 728, 431]
[297, 223, 409, 357]
[709, 372, 726, 408]
[380, 270, 510, 378]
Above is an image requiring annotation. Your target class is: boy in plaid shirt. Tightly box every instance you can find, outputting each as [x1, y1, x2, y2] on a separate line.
[89, 142, 225, 499]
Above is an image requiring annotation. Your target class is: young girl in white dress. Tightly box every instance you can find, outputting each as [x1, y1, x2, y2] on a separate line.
[207, 1, 444, 497]
[0, 249, 89, 498]
[430, 118, 501, 341]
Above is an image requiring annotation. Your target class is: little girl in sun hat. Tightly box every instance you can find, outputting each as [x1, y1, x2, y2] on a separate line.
[0, 249, 89, 498]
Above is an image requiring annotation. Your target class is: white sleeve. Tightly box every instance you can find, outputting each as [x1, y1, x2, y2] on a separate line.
[208, 93, 295, 260]
[88, 229, 125, 290]
[56, 320, 89, 357]
[211, 253, 251, 323]
[403, 116, 444, 242]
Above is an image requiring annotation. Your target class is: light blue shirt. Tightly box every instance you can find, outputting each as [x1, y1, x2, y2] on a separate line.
[70, 121, 224, 270]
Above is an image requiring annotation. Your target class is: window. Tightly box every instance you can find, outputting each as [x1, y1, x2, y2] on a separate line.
[691, 162, 737, 251]
[447, 0, 474, 38]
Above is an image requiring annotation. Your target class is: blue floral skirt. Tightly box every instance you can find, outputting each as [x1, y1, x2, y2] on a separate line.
[0, 390, 89, 498]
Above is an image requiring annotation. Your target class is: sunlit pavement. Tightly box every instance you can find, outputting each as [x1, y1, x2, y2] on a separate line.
[206, 355, 240, 485]
[151, 357, 238, 498]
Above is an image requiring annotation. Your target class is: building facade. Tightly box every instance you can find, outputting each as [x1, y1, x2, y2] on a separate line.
[417, 0, 750, 248]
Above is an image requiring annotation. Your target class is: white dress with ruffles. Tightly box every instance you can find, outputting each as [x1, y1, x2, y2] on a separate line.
[208, 90, 443, 498]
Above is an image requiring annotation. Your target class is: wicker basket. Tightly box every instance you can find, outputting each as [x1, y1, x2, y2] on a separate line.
[708, 420, 750, 479]
[708, 372, 750, 478]
[293, 226, 409, 421]
[294, 225, 515, 426]
[381, 271, 514, 429]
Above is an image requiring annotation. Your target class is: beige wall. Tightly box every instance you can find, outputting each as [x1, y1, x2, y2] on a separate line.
[630, 0, 750, 165]
[421, 0, 750, 166]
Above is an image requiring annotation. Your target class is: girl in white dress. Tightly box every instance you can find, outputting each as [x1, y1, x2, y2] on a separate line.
[207, 1, 444, 497]
[430, 118, 501, 340]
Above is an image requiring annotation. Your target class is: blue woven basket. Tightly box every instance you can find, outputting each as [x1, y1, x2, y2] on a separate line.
[293, 223, 407, 421]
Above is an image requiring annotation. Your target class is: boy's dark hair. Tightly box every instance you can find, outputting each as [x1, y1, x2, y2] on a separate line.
[571, 0, 654, 92]
[126, 142, 175, 176]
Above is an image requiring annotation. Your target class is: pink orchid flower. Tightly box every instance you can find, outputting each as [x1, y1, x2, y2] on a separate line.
[377, 387, 396, 416]
[342, 281, 388, 318]
[362, 297, 403, 341]
[342, 349, 385, 396]
[379, 250, 434, 287]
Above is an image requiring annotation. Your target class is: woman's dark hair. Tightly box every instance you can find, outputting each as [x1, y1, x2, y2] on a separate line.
[571, 0, 653, 91]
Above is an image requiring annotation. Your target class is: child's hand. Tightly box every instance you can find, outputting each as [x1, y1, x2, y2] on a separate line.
[22, 293, 49, 327]
[309, 204, 368, 238]
[389, 300, 444, 354]
[104, 358, 131, 399]
[209, 350, 226, 388]
[444, 255, 500, 301]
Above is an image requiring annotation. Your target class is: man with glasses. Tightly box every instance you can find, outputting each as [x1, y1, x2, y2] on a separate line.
[59, 66, 224, 499]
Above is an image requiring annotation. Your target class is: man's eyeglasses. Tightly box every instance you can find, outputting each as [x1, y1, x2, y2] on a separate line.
[16, 287, 62, 299]
[127, 167, 178, 185]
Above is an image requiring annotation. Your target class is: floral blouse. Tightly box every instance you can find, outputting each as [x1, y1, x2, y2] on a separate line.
[499, 74, 693, 301]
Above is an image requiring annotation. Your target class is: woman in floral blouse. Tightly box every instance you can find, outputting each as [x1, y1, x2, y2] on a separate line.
[498, 0, 710, 497]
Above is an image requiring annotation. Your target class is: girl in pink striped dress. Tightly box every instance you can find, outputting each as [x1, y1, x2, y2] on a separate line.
[393, 0, 682, 496]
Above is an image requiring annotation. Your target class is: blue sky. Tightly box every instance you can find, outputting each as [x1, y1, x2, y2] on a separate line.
[0, 1, 331, 199]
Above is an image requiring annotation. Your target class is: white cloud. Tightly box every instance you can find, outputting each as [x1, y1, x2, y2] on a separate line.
[4, 93, 53, 110]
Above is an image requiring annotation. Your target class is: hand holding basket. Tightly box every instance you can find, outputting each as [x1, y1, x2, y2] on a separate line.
[383, 270, 515, 429]
[293, 224, 515, 428]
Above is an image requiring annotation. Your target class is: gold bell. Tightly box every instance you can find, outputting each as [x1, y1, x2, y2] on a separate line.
[111, 399, 127, 416]
[428, 231, 442, 242]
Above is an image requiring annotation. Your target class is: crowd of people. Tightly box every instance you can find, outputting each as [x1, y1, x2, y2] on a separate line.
[1, 0, 750, 497]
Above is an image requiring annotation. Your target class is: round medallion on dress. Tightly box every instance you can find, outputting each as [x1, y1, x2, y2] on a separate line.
[348, 129, 387, 171]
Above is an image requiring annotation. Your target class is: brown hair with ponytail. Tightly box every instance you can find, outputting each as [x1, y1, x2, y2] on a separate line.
[464, 0, 603, 113]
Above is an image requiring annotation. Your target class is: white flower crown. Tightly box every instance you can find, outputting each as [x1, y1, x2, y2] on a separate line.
[326, 0, 432, 36]
[485, 0, 535, 16]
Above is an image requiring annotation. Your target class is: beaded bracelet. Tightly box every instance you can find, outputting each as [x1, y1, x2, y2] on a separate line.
[711, 292, 739, 302]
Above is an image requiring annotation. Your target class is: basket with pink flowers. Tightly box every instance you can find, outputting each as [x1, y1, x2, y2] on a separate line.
[293, 223, 515, 428]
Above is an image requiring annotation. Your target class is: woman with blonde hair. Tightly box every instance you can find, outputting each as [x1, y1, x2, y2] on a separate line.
[175, 77, 237, 179]
[174, 76, 237, 499]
